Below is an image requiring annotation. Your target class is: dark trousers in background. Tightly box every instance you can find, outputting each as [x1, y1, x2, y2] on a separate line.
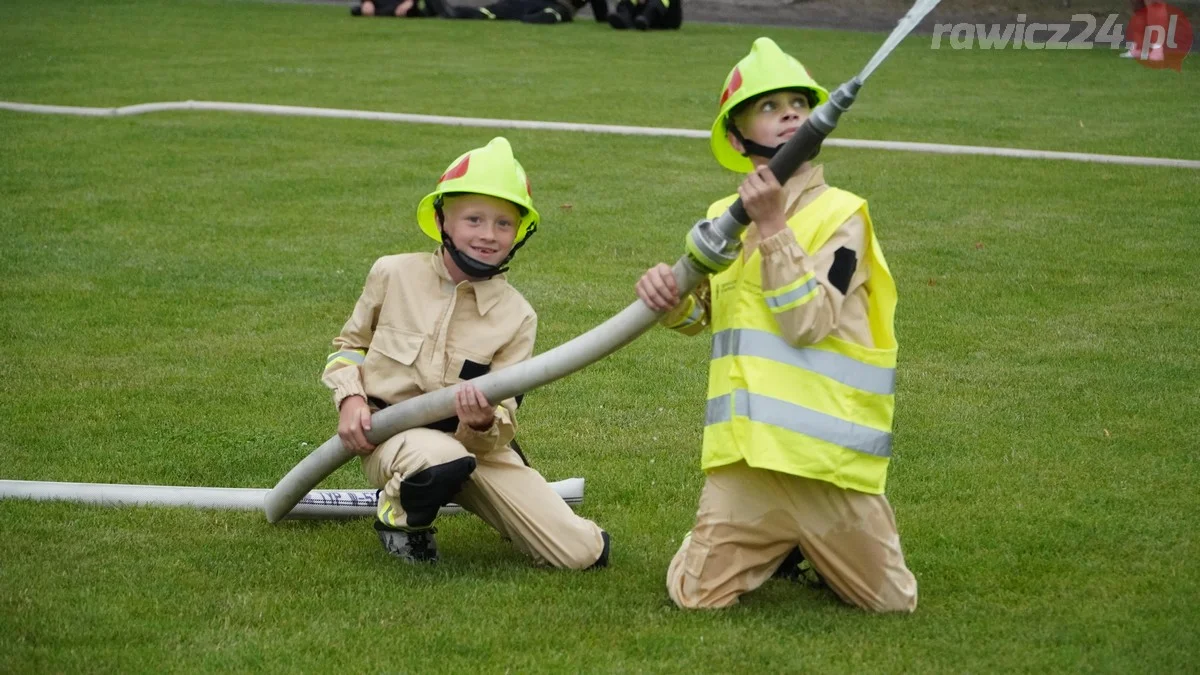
[608, 0, 681, 30]
[453, 0, 574, 23]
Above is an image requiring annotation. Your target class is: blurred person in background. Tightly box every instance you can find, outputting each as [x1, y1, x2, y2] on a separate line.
[607, 0, 681, 30]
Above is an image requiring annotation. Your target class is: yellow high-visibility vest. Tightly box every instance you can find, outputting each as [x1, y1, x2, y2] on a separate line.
[702, 188, 899, 494]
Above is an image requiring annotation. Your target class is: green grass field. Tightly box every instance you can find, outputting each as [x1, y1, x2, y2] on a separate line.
[2, 0, 1199, 671]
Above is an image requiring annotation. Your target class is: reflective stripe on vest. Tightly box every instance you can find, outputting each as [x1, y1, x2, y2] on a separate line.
[706, 389, 893, 458]
[711, 328, 895, 395]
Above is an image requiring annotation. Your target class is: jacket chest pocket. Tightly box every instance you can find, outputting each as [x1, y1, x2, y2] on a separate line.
[368, 326, 424, 369]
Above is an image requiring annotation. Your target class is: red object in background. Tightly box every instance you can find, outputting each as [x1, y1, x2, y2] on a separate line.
[1126, 2, 1193, 71]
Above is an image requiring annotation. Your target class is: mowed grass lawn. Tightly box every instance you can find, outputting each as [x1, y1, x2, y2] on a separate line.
[2, 0, 1199, 671]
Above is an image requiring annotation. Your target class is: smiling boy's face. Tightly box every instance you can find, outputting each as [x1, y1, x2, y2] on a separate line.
[728, 89, 813, 156]
[441, 194, 521, 266]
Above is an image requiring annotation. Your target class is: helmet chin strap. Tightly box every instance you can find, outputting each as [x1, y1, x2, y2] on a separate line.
[728, 120, 822, 162]
[441, 233, 506, 280]
[435, 196, 536, 280]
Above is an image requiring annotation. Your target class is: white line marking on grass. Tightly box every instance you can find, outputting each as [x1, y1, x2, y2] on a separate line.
[3, 99, 1198, 170]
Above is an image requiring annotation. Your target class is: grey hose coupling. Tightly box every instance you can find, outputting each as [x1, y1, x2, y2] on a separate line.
[685, 218, 743, 275]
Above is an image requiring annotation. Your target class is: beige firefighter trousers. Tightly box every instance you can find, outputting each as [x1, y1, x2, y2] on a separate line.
[362, 427, 605, 570]
[667, 461, 917, 612]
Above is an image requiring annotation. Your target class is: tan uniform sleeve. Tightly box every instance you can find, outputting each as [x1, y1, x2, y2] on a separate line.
[320, 259, 386, 410]
[659, 277, 711, 337]
[454, 312, 537, 454]
[758, 213, 868, 346]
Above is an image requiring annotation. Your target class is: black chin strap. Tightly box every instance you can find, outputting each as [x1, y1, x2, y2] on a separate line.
[728, 122, 782, 160]
[728, 120, 822, 162]
[435, 196, 537, 280]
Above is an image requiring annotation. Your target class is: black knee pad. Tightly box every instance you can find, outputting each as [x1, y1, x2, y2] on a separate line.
[399, 456, 476, 528]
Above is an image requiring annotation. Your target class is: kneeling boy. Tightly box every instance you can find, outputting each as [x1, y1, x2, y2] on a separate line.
[323, 137, 610, 569]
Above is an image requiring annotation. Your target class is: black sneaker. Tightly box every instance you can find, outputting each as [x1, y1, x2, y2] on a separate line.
[374, 521, 438, 563]
[772, 546, 823, 586]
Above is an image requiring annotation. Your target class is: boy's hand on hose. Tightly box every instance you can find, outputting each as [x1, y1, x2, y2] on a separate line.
[636, 263, 680, 311]
[456, 383, 496, 431]
[740, 166, 788, 238]
[338, 395, 377, 455]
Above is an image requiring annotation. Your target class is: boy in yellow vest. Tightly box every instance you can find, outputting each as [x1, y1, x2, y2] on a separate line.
[324, 137, 609, 569]
[636, 38, 916, 611]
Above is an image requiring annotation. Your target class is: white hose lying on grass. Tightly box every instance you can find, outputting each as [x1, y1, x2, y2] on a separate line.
[2, 100, 1197, 170]
[0, 478, 584, 520]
